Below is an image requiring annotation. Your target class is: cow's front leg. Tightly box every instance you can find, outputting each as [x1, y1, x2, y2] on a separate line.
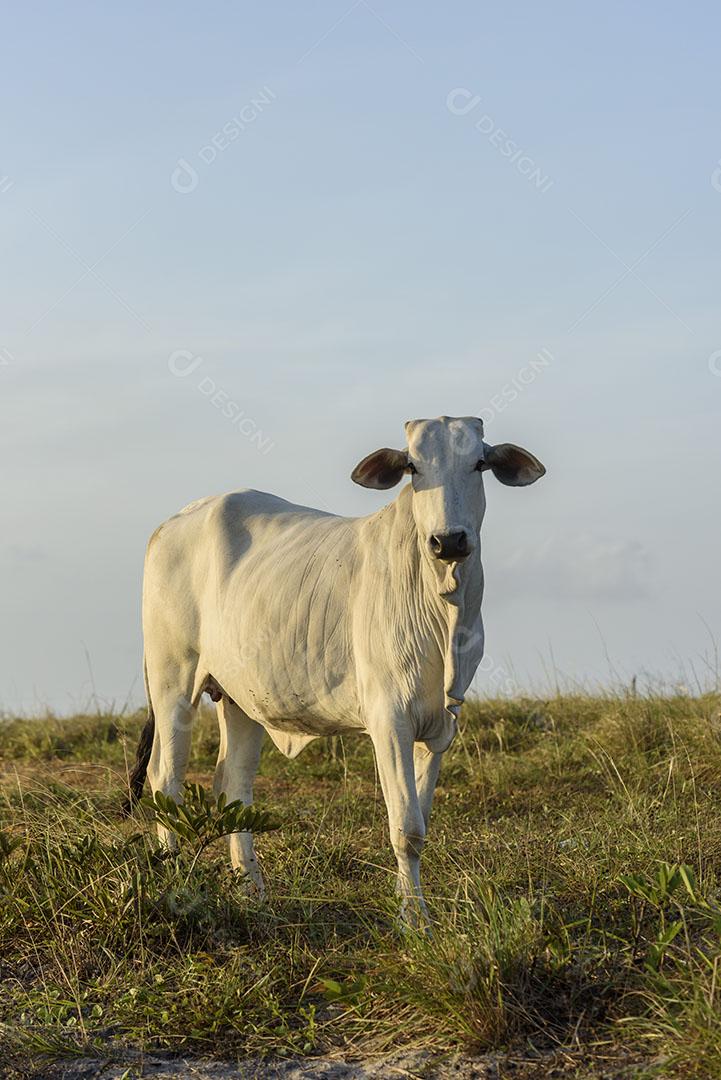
[414, 742, 443, 831]
[369, 717, 428, 928]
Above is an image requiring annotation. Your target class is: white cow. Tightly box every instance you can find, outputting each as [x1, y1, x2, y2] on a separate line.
[126, 416, 545, 922]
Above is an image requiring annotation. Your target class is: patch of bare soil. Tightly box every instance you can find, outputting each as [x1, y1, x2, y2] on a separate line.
[18, 1047, 648, 1080]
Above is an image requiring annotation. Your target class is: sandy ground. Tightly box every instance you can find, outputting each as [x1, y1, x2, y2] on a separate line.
[21, 1047, 645, 1080]
[26, 1052, 483, 1079]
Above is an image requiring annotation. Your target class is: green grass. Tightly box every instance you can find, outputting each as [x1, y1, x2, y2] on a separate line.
[2, 694, 721, 1076]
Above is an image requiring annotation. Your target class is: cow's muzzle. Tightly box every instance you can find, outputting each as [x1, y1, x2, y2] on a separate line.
[429, 530, 471, 562]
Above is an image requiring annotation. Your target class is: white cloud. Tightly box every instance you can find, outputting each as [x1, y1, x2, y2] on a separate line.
[498, 533, 653, 602]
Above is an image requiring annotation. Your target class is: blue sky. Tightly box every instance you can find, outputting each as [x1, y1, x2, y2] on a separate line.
[1, 1, 720, 712]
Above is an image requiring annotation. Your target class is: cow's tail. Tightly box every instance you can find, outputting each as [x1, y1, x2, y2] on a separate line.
[121, 658, 155, 816]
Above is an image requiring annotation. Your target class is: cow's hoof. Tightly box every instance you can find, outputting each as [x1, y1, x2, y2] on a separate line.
[232, 867, 266, 901]
[397, 899, 432, 936]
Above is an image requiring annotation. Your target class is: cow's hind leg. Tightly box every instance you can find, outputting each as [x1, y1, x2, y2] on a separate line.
[214, 696, 266, 896]
[145, 660, 198, 852]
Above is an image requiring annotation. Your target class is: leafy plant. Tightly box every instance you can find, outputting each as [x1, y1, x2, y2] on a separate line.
[142, 782, 279, 869]
[316, 975, 368, 1008]
[620, 862, 699, 907]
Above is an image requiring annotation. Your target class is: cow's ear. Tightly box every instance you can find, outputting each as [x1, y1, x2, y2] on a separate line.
[482, 443, 546, 487]
[351, 448, 410, 489]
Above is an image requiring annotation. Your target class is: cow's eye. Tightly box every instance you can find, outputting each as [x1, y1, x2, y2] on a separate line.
[407, 462, 418, 474]
[475, 459, 486, 471]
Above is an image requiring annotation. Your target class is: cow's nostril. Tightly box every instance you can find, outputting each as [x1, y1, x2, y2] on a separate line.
[429, 531, 470, 561]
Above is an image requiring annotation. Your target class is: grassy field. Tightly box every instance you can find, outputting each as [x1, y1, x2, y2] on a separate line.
[2, 694, 721, 1077]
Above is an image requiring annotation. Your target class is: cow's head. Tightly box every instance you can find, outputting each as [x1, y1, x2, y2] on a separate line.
[351, 416, 545, 565]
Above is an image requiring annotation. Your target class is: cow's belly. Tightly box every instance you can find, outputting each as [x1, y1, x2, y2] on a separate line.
[207, 607, 362, 732]
[258, 709, 364, 737]
[224, 676, 364, 735]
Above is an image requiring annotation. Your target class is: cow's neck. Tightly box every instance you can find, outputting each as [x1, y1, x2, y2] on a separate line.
[383, 485, 485, 717]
